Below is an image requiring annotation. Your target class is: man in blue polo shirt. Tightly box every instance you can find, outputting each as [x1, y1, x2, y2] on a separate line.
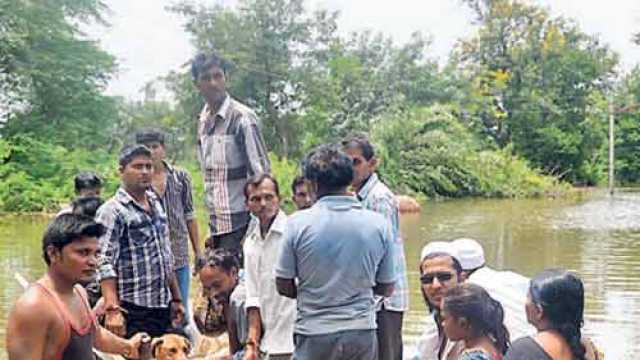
[275, 144, 396, 360]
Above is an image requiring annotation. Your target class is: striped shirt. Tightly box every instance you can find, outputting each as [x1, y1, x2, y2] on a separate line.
[197, 94, 271, 235]
[96, 188, 174, 308]
[156, 161, 195, 269]
[357, 173, 409, 312]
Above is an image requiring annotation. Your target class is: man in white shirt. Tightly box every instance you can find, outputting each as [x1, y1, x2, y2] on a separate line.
[451, 238, 535, 340]
[243, 174, 296, 360]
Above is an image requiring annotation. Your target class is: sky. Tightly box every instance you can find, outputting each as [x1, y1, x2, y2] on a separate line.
[90, 0, 640, 100]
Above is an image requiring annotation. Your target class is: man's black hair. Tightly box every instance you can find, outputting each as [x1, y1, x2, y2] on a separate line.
[42, 214, 105, 265]
[135, 128, 165, 146]
[118, 144, 151, 168]
[341, 132, 375, 161]
[291, 175, 307, 194]
[71, 196, 104, 218]
[204, 248, 239, 272]
[303, 144, 353, 193]
[244, 173, 280, 200]
[74, 171, 103, 194]
[191, 53, 227, 81]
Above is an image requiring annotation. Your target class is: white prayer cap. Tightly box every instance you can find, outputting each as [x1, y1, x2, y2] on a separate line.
[420, 241, 460, 263]
[451, 238, 485, 270]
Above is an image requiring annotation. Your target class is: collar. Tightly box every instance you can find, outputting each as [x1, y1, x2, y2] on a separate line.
[204, 93, 231, 120]
[270, 210, 287, 234]
[160, 160, 175, 174]
[258, 210, 287, 238]
[115, 187, 156, 207]
[357, 173, 379, 201]
[315, 195, 362, 210]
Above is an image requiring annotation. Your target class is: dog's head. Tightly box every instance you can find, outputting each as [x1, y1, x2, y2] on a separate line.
[151, 334, 192, 360]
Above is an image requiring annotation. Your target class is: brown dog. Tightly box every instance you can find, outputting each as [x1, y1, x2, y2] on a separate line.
[151, 334, 192, 360]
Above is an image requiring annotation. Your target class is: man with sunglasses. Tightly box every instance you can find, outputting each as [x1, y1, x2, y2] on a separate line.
[414, 241, 464, 360]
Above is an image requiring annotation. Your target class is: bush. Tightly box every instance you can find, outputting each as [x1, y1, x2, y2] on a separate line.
[372, 105, 565, 198]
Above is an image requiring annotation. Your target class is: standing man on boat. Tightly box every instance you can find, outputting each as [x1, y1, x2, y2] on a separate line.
[96, 144, 185, 338]
[343, 134, 409, 360]
[243, 174, 296, 360]
[6, 214, 148, 359]
[276, 144, 396, 360]
[136, 128, 204, 319]
[192, 52, 271, 261]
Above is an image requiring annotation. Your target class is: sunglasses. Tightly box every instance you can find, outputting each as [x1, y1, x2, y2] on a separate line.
[420, 272, 454, 284]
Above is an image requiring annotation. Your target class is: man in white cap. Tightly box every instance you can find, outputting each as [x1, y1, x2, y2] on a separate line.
[451, 238, 535, 340]
[412, 241, 464, 360]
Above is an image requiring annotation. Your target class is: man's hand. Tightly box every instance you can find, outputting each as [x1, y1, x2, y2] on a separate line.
[242, 344, 259, 360]
[170, 300, 186, 328]
[105, 310, 126, 337]
[193, 254, 206, 275]
[125, 332, 150, 359]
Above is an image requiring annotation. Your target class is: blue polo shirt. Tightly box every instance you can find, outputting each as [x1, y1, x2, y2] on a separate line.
[275, 195, 396, 336]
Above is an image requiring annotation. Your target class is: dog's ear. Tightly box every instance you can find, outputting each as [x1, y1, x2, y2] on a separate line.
[182, 337, 192, 355]
[151, 338, 164, 358]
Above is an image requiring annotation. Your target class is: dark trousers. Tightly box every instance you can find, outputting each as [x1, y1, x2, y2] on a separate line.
[206, 224, 249, 267]
[121, 301, 171, 338]
[293, 329, 378, 360]
[376, 309, 403, 360]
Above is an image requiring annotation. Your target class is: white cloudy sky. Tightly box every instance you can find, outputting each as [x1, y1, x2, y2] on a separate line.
[90, 0, 640, 100]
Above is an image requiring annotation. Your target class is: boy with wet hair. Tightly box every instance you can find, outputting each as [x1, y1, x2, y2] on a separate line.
[7, 214, 148, 359]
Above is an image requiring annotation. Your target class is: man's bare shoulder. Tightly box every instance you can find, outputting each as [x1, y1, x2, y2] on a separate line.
[10, 285, 57, 325]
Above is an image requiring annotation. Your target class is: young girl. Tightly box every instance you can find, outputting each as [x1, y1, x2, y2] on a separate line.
[441, 283, 510, 360]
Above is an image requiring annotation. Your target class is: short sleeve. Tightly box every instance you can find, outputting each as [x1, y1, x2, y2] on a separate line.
[375, 220, 396, 284]
[275, 222, 297, 279]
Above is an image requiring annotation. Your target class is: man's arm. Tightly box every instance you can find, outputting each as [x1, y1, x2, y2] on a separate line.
[96, 204, 126, 337]
[244, 308, 262, 360]
[275, 277, 297, 299]
[168, 273, 186, 327]
[242, 239, 262, 360]
[374, 221, 397, 298]
[6, 296, 50, 360]
[180, 171, 203, 271]
[94, 325, 147, 358]
[373, 282, 395, 297]
[241, 114, 271, 175]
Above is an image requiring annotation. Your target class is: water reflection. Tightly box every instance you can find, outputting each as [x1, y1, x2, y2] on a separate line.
[0, 191, 638, 357]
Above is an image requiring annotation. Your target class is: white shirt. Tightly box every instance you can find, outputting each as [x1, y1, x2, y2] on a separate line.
[243, 210, 296, 355]
[467, 267, 537, 340]
[411, 315, 461, 360]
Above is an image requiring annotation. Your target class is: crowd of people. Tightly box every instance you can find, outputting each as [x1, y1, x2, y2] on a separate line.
[5, 52, 601, 360]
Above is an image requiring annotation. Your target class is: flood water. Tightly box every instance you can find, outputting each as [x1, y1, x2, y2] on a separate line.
[1, 190, 639, 358]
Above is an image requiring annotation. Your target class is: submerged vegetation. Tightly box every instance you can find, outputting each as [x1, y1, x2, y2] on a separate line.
[1, 0, 640, 212]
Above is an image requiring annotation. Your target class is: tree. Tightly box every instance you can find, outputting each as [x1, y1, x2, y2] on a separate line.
[0, 0, 118, 149]
[455, 0, 618, 184]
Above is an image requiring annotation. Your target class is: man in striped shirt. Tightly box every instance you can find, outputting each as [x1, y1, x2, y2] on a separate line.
[343, 134, 409, 360]
[96, 144, 185, 338]
[136, 128, 203, 319]
[192, 53, 271, 259]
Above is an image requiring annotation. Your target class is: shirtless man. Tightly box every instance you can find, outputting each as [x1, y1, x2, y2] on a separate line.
[6, 214, 147, 360]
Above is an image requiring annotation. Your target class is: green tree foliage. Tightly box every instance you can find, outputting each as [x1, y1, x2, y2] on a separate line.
[372, 105, 562, 198]
[455, 0, 618, 184]
[0, 0, 118, 149]
[614, 68, 640, 184]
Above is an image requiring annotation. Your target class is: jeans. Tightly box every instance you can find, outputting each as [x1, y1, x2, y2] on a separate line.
[175, 265, 191, 319]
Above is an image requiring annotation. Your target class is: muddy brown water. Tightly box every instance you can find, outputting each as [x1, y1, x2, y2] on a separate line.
[1, 190, 638, 358]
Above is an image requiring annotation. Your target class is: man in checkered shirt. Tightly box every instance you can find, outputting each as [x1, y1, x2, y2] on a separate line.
[192, 52, 270, 260]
